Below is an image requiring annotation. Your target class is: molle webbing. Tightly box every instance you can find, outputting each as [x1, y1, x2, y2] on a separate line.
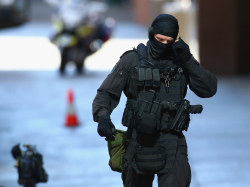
[130, 129, 179, 174]
[138, 68, 161, 88]
[136, 43, 184, 95]
[126, 99, 137, 108]
[137, 90, 155, 117]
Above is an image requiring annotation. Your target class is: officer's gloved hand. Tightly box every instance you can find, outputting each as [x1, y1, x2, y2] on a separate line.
[97, 118, 116, 140]
[173, 37, 192, 63]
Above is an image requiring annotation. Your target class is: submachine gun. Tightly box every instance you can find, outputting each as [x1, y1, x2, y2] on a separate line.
[162, 99, 203, 133]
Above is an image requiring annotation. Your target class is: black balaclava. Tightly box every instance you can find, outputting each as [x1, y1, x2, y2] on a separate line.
[147, 14, 179, 60]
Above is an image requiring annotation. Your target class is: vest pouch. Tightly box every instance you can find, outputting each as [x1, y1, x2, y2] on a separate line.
[152, 69, 161, 88]
[122, 99, 137, 127]
[135, 113, 159, 134]
[145, 68, 153, 87]
[122, 107, 134, 127]
[137, 68, 145, 88]
[134, 145, 166, 173]
[135, 92, 162, 134]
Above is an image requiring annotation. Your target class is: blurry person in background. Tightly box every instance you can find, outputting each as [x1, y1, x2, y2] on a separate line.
[47, 0, 115, 74]
[92, 14, 217, 187]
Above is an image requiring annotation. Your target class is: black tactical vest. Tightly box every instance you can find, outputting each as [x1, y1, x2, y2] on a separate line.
[122, 43, 188, 134]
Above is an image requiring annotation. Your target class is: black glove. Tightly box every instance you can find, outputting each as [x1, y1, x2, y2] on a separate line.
[97, 118, 116, 140]
[173, 37, 192, 63]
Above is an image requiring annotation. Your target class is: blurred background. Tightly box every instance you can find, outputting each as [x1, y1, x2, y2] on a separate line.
[0, 0, 249, 187]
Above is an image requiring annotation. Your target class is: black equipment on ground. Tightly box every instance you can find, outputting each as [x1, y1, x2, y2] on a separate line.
[11, 144, 48, 187]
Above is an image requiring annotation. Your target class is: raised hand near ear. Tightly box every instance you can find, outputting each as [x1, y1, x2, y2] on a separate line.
[173, 37, 192, 63]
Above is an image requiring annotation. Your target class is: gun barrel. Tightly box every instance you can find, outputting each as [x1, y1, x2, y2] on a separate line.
[189, 105, 203, 114]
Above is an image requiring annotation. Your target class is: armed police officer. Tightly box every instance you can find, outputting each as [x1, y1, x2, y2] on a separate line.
[92, 14, 217, 187]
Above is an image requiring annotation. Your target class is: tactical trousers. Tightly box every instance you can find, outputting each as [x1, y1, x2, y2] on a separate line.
[121, 144, 191, 187]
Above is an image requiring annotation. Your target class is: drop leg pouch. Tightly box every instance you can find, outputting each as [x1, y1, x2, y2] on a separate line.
[133, 143, 166, 174]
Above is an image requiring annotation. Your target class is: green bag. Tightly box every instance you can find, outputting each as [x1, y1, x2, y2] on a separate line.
[107, 129, 128, 173]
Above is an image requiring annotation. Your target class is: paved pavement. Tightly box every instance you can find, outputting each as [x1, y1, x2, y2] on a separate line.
[186, 76, 250, 187]
[0, 70, 126, 187]
[1, 71, 250, 187]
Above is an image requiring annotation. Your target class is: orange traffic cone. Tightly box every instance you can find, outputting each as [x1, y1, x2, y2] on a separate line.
[65, 89, 80, 127]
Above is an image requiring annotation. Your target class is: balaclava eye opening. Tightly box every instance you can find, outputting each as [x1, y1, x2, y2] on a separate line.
[147, 14, 179, 59]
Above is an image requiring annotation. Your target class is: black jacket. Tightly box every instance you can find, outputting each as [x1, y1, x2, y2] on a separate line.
[92, 49, 217, 122]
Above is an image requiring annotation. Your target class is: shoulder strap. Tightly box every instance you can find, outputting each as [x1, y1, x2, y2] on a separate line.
[136, 43, 153, 67]
[120, 49, 135, 59]
[137, 43, 148, 60]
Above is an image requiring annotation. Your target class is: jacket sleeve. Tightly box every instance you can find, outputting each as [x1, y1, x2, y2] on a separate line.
[92, 52, 133, 122]
[183, 56, 217, 98]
